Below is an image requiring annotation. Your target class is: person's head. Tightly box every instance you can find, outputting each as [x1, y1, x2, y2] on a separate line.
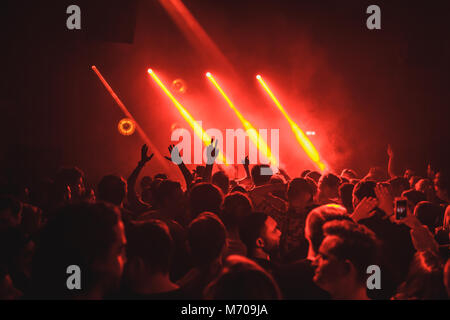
[188, 183, 223, 220]
[339, 183, 355, 213]
[415, 178, 435, 202]
[154, 179, 183, 209]
[188, 212, 226, 267]
[54, 167, 85, 201]
[305, 204, 351, 257]
[401, 189, 426, 214]
[341, 169, 357, 180]
[414, 201, 444, 233]
[212, 171, 230, 195]
[140, 176, 152, 190]
[193, 166, 206, 179]
[239, 212, 281, 258]
[318, 173, 341, 200]
[97, 175, 127, 206]
[404, 169, 416, 181]
[220, 192, 253, 232]
[0, 196, 22, 229]
[230, 185, 247, 194]
[31, 202, 126, 299]
[204, 255, 281, 300]
[434, 171, 450, 203]
[287, 178, 315, 210]
[301, 170, 311, 178]
[305, 171, 321, 184]
[394, 250, 447, 300]
[251, 165, 273, 186]
[313, 220, 379, 299]
[352, 180, 376, 209]
[126, 220, 173, 278]
[388, 177, 411, 199]
[409, 176, 421, 189]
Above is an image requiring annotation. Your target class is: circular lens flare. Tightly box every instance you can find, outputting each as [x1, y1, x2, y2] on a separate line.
[118, 118, 136, 136]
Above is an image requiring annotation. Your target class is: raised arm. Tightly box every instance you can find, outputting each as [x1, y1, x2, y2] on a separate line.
[165, 144, 193, 189]
[387, 144, 399, 179]
[127, 144, 154, 213]
[202, 138, 218, 182]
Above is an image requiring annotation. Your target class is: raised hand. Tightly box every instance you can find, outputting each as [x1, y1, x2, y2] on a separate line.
[387, 144, 394, 158]
[242, 155, 250, 167]
[351, 197, 378, 222]
[164, 144, 182, 165]
[206, 138, 219, 165]
[139, 144, 154, 165]
[375, 183, 393, 216]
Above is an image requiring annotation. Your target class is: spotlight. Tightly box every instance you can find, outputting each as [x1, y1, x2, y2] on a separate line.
[172, 78, 187, 94]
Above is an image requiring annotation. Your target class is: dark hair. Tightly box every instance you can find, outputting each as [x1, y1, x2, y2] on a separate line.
[239, 212, 268, 256]
[322, 220, 379, 283]
[353, 180, 377, 202]
[231, 185, 247, 194]
[189, 183, 223, 219]
[401, 189, 426, 213]
[212, 171, 230, 195]
[221, 192, 253, 231]
[414, 201, 444, 233]
[54, 167, 84, 188]
[388, 177, 410, 198]
[301, 170, 311, 178]
[97, 175, 126, 206]
[305, 171, 321, 184]
[31, 202, 122, 298]
[305, 204, 351, 254]
[318, 173, 341, 190]
[287, 178, 314, 202]
[188, 212, 226, 266]
[127, 220, 173, 274]
[394, 251, 447, 300]
[204, 255, 281, 300]
[154, 180, 182, 207]
[154, 173, 168, 180]
[339, 183, 355, 213]
[251, 165, 272, 186]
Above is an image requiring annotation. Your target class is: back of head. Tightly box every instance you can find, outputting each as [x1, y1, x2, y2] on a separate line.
[339, 183, 355, 213]
[305, 171, 321, 184]
[221, 192, 253, 231]
[189, 183, 223, 220]
[212, 171, 230, 195]
[231, 185, 247, 194]
[322, 219, 379, 283]
[341, 169, 357, 180]
[435, 171, 450, 202]
[127, 220, 173, 274]
[188, 212, 226, 267]
[402, 189, 426, 213]
[287, 178, 314, 205]
[305, 204, 350, 255]
[414, 201, 443, 232]
[251, 165, 272, 186]
[395, 250, 447, 300]
[239, 212, 268, 256]
[204, 255, 281, 300]
[388, 177, 411, 198]
[301, 170, 311, 178]
[32, 202, 123, 298]
[55, 167, 85, 199]
[318, 173, 341, 192]
[352, 180, 376, 204]
[154, 179, 182, 207]
[98, 175, 126, 206]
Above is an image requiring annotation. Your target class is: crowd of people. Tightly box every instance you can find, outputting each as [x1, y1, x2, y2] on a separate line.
[0, 142, 449, 300]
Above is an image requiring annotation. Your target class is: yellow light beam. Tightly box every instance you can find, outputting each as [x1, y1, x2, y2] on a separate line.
[206, 72, 278, 166]
[91, 66, 169, 171]
[148, 69, 229, 165]
[256, 74, 326, 171]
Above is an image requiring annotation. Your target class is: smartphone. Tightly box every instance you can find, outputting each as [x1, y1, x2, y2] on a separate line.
[395, 198, 408, 220]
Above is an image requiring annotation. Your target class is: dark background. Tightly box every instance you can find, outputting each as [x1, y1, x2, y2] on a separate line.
[1, 0, 449, 188]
